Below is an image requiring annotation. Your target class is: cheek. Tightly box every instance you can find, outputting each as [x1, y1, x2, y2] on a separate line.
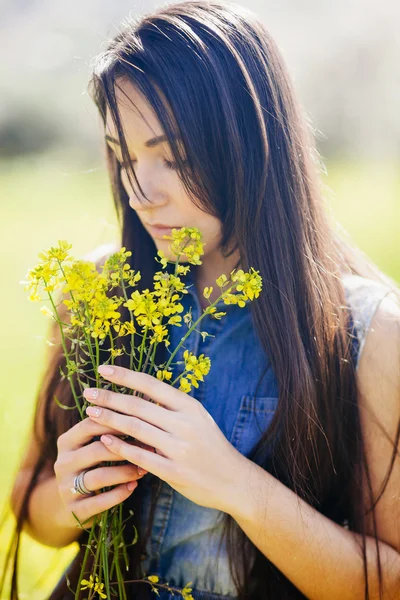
[120, 170, 132, 194]
[198, 220, 222, 249]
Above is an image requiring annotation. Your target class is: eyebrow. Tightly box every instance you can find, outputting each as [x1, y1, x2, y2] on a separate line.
[105, 133, 181, 149]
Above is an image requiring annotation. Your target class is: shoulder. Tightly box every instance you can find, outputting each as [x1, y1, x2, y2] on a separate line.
[81, 242, 119, 266]
[342, 273, 398, 371]
[356, 287, 400, 415]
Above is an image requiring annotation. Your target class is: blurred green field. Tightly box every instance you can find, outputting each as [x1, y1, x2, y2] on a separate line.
[0, 155, 399, 599]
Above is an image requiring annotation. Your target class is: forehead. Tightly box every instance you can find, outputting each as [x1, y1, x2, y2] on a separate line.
[105, 78, 171, 143]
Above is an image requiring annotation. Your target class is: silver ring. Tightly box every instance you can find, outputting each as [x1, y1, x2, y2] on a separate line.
[70, 470, 92, 495]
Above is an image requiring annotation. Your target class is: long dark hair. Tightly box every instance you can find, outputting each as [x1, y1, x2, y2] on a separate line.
[3, 1, 400, 598]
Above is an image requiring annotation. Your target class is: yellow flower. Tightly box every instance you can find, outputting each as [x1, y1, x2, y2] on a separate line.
[156, 250, 169, 269]
[150, 324, 169, 345]
[176, 264, 191, 275]
[182, 582, 194, 600]
[110, 348, 123, 357]
[40, 305, 54, 318]
[28, 291, 42, 302]
[216, 273, 228, 287]
[203, 286, 213, 299]
[38, 240, 73, 263]
[167, 315, 182, 326]
[80, 575, 94, 590]
[147, 575, 160, 583]
[70, 315, 85, 327]
[81, 575, 107, 598]
[181, 351, 211, 389]
[156, 370, 173, 381]
[24, 260, 62, 300]
[179, 377, 191, 393]
[211, 311, 227, 320]
[161, 227, 205, 265]
[94, 582, 107, 599]
[230, 267, 263, 301]
[114, 320, 136, 336]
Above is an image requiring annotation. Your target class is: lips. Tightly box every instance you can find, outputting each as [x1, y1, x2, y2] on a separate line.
[146, 223, 180, 238]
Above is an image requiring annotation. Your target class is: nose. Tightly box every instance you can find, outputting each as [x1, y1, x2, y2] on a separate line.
[123, 165, 168, 211]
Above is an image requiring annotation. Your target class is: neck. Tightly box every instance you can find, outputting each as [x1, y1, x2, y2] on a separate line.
[194, 247, 241, 307]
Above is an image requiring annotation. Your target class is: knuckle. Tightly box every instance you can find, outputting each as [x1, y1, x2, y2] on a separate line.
[54, 453, 68, 473]
[128, 418, 142, 436]
[101, 409, 111, 424]
[102, 390, 112, 408]
[56, 433, 65, 452]
[192, 399, 204, 415]
[175, 440, 190, 460]
[85, 441, 105, 464]
[131, 396, 141, 416]
[91, 440, 106, 457]
[166, 461, 180, 481]
[118, 368, 128, 383]
[53, 459, 61, 475]
[116, 486, 129, 503]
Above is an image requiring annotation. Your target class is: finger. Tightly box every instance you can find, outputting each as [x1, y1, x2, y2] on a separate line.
[57, 441, 126, 473]
[97, 365, 188, 411]
[70, 482, 138, 526]
[75, 464, 146, 493]
[57, 418, 123, 453]
[82, 386, 178, 433]
[99, 434, 169, 481]
[85, 405, 172, 452]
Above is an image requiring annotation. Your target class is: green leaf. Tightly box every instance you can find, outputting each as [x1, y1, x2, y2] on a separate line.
[71, 510, 93, 528]
[132, 524, 138, 546]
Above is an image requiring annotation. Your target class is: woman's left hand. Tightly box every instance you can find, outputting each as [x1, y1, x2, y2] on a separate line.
[83, 364, 247, 515]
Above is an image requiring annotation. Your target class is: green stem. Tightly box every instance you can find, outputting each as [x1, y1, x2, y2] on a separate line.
[90, 511, 107, 596]
[101, 519, 111, 599]
[47, 292, 84, 420]
[137, 326, 148, 372]
[94, 336, 100, 387]
[146, 338, 158, 377]
[119, 268, 138, 372]
[164, 282, 236, 370]
[82, 298, 100, 372]
[74, 518, 98, 600]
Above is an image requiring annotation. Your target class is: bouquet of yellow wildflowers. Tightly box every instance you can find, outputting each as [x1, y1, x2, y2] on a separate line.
[22, 227, 262, 599]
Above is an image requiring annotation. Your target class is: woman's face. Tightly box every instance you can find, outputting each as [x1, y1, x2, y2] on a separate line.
[105, 78, 223, 264]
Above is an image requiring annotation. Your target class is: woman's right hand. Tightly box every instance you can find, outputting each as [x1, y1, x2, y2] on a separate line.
[54, 417, 151, 530]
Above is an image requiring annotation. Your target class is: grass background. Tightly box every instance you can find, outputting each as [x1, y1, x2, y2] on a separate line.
[0, 155, 399, 598]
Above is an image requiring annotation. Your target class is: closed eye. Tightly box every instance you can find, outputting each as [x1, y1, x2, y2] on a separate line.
[119, 158, 188, 171]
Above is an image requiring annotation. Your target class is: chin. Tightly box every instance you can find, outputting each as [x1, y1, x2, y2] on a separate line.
[157, 244, 191, 263]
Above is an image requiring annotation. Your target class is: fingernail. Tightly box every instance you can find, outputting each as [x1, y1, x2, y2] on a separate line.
[87, 406, 102, 418]
[98, 365, 114, 376]
[84, 388, 99, 399]
[101, 435, 113, 445]
[127, 481, 138, 491]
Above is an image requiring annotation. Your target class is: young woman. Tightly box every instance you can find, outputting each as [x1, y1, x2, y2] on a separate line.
[4, 1, 400, 599]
